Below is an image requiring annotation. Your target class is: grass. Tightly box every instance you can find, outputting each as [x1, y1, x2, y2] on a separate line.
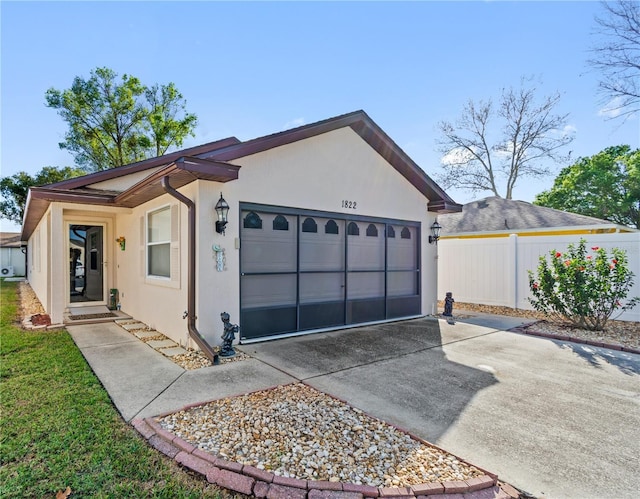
[0, 280, 238, 498]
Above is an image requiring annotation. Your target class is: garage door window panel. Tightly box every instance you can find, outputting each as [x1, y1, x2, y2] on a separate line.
[348, 222, 384, 271]
[241, 212, 296, 273]
[300, 218, 345, 272]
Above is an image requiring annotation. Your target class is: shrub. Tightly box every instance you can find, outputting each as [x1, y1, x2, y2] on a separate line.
[528, 239, 639, 330]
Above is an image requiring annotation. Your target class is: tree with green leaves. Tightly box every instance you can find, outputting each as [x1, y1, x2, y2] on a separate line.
[534, 145, 640, 229]
[45, 67, 197, 172]
[0, 166, 85, 224]
[436, 77, 574, 199]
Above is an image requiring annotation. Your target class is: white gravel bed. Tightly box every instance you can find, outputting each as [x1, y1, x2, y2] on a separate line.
[158, 383, 484, 487]
[172, 348, 251, 370]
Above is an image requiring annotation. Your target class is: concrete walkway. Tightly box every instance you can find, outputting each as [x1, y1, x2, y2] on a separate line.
[67, 314, 640, 499]
[66, 322, 296, 422]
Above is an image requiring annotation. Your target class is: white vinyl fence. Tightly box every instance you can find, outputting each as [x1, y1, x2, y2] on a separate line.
[437, 232, 640, 322]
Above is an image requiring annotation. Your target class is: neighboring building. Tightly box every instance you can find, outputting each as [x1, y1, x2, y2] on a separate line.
[436, 197, 639, 321]
[438, 196, 635, 239]
[1, 232, 26, 277]
[21, 111, 461, 350]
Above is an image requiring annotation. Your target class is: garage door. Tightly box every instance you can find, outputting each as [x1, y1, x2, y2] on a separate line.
[240, 204, 421, 341]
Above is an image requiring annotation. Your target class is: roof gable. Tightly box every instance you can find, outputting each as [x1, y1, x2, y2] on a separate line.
[198, 110, 460, 213]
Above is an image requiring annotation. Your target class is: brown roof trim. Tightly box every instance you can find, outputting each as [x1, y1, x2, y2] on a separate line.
[21, 157, 242, 239]
[29, 187, 117, 204]
[47, 137, 241, 190]
[22, 110, 460, 238]
[200, 110, 461, 213]
[201, 111, 370, 161]
[115, 157, 240, 208]
[21, 188, 119, 240]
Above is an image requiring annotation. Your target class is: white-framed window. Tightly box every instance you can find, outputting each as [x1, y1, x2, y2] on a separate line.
[142, 203, 180, 287]
[147, 206, 172, 278]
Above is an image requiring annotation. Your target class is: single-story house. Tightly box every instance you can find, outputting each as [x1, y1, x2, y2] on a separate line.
[436, 197, 639, 321]
[1, 232, 26, 277]
[21, 110, 461, 354]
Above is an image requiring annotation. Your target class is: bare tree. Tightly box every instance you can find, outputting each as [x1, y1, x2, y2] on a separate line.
[436, 79, 574, 199]
[589, 1, 640, 121]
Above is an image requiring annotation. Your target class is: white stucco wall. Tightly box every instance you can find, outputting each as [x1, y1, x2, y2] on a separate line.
[27, 210, 50, 314]
[112, 188, 191, 346]
[27, 125, 443, 345]
[194, 127, 439, 343]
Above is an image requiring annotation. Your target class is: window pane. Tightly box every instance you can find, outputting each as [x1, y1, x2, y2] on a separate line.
[148, 208, 171, 243]
[149, 243, 170, 277]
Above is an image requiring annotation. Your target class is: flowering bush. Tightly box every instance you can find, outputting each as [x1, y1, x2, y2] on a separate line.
[528, 239, 639, 330]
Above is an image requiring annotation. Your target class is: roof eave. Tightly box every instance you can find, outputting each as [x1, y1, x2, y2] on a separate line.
[203, 110, 461, 210]
[46, 137, 242, 190]
[115, 156, 240, 208]
[21, 188, 118, 240]
[21, 157, 242, 239]
[440, 223, 637, 239]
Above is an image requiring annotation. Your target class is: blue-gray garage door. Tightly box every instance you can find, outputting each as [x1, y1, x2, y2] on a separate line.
[240, 204, 421, 341]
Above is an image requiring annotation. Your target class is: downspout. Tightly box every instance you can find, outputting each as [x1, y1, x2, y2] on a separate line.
[161, 177, 219, 364]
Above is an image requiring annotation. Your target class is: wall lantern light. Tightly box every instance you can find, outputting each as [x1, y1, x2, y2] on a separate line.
[429, 220, 442, 244]
[215, 193, 230, 235]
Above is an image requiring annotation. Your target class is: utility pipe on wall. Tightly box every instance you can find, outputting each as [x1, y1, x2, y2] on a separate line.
[161, 176, 218, 363]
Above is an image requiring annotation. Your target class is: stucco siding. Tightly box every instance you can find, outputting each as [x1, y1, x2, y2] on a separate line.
[27, 210, 50, 316]
[113, 188, 191, 346]
[195, 127, 439, 342]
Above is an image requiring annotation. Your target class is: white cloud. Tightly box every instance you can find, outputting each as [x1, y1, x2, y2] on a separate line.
[598, 97, 624, 118]
[283, 118, 306, 130]
[440, 147, 475, 166]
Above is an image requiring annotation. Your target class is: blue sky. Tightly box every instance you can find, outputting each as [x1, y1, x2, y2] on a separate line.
[2, 1, 639, 232]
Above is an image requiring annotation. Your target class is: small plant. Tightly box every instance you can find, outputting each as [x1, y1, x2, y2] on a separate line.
[528, 239, 639, 331]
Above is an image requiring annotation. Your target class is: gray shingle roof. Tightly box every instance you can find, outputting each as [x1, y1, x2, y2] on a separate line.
[0, 232, 22, 247]
[439, 197, 626, 234]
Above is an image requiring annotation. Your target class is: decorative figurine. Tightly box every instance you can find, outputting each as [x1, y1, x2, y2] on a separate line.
[443, 292, 455, 317]
[220, 312, 239, 357]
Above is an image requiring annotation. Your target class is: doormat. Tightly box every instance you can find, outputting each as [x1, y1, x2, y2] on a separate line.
[69, 313, 117, 320]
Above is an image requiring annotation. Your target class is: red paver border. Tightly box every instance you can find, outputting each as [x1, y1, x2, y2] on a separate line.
[131, 384, 518, 499]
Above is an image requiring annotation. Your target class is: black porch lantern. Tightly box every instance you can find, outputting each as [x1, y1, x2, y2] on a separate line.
[429, 220, 442, 244]
[215, 193, 230, 235]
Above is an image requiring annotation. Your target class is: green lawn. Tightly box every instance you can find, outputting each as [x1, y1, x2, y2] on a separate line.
[0, 280, 236, 498]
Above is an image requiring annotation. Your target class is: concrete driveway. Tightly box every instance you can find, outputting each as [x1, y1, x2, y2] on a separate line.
[247, 317, 640, 499]
[68, 315, 640, 499]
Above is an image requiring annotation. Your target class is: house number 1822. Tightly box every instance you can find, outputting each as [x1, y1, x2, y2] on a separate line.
[342, 200, 357, 209]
